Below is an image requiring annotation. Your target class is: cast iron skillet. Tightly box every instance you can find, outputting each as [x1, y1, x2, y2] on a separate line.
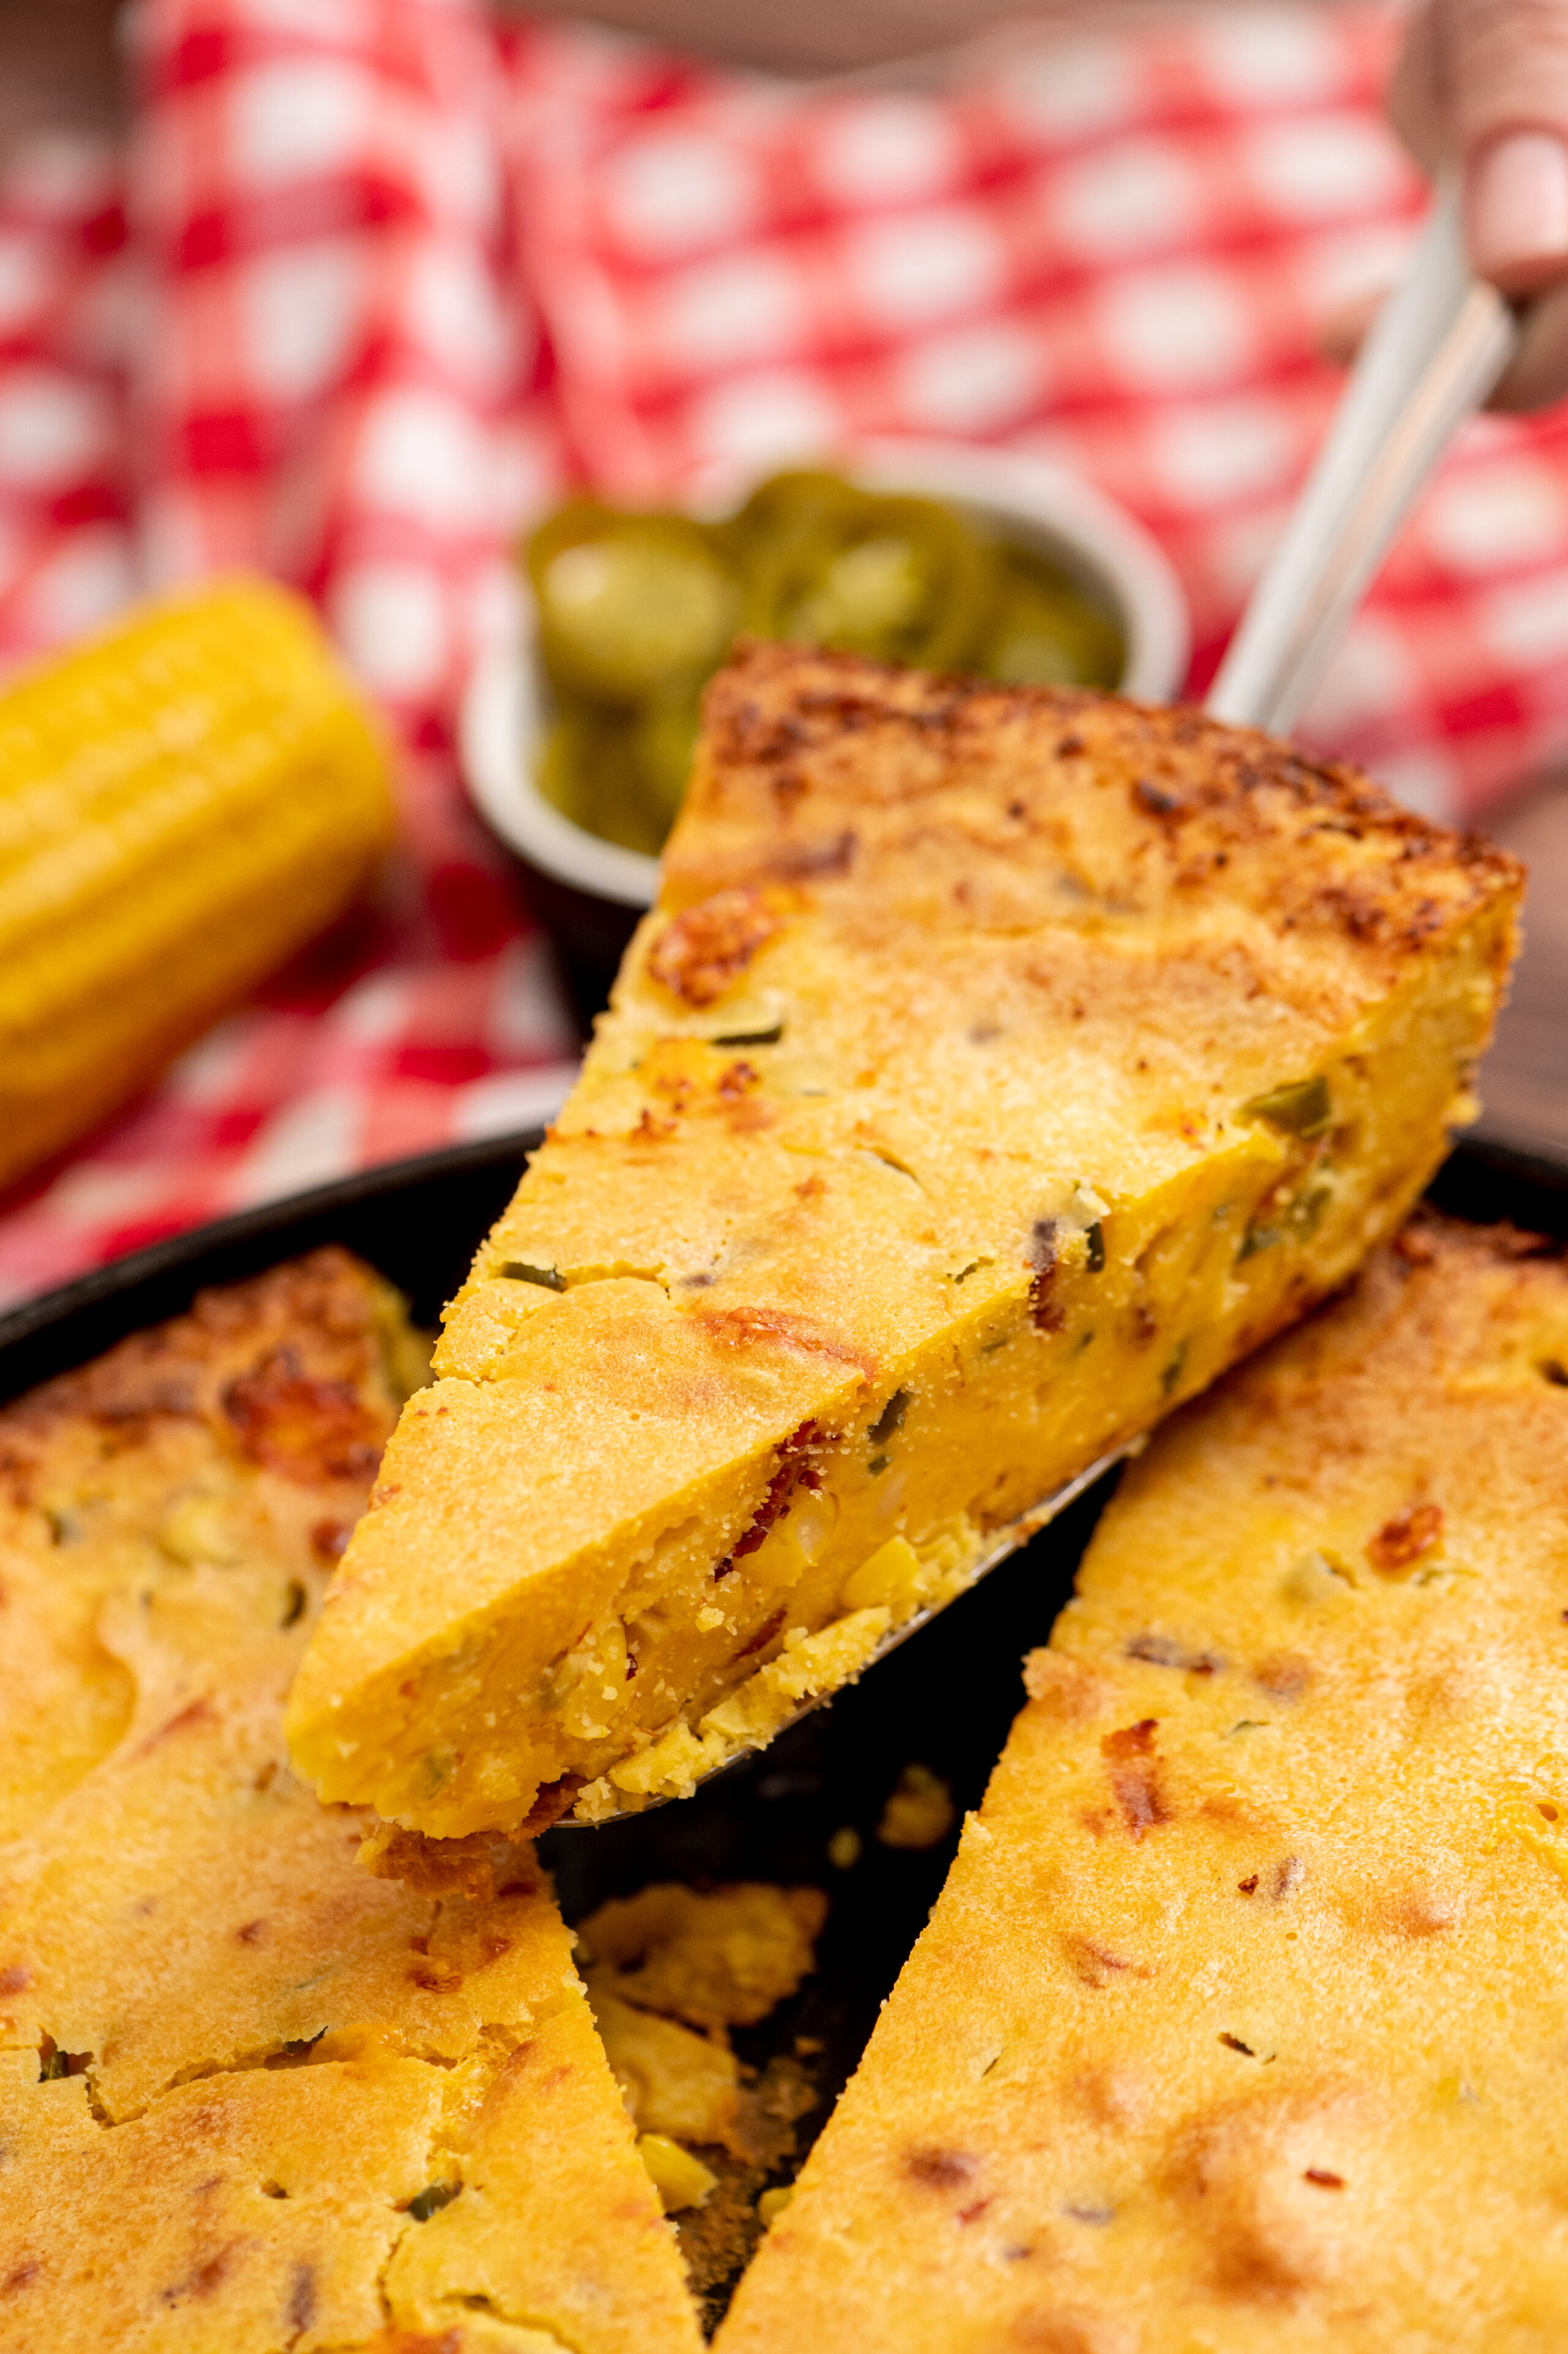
[2, 1130, 1564, 2294]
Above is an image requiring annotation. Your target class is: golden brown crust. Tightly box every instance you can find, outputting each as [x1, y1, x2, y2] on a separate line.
[0, 1247, 394, 1490]
[679, 641, 1520, 986]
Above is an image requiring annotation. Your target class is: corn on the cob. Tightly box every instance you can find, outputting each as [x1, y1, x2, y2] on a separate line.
[0, 577, 394, 1191]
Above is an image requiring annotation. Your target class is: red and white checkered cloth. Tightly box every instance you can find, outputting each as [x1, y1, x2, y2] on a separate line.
[2, 0, 1568, 1303]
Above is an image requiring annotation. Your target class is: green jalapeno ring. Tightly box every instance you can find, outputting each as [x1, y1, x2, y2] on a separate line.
[531, 503, 741, 706]
[521, 469, 1129, 861]
[738, 480, 1002, 673]
[984, 548, 1123, 689]
[1242, 1076, 1333, 1141]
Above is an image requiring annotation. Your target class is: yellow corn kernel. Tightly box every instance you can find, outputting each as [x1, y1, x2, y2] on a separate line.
[841, 1534, 922, 1613]
[757, 2186, 794, 2228]
[636, 2132, 718, 2212]
[157, 1490, 240, 1566]
[0, 576, 393, 1188]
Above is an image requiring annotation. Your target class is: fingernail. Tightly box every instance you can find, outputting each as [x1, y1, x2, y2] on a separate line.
[1469, 131, 1568, 285]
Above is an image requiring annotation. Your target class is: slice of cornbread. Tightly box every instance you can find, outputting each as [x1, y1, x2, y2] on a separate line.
[718, 1217, 1568, 2353]
[287, 643, 1520, 1838]
[0, 1252, 701, 2354]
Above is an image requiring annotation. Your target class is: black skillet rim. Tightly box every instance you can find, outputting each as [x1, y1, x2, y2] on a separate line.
[0, 1126, 547, 1405]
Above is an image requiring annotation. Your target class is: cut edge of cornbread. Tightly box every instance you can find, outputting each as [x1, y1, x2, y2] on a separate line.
[716, 1213, 1568, 2353]
[287, 645, 1521, 1841]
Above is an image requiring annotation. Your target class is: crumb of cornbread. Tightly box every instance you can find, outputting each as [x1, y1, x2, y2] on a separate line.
[875, 1762, 956, 1850]
[0, 1250, 701, 2354]
[579, 1880, 827, 2325]
[580, 1882, 829, 2036]
[287, 641, 1522, 1841]
[717, 1217, 1568, 2353]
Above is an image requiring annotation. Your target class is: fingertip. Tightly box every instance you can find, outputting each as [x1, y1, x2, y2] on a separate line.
[1467, 130, 1568, 293]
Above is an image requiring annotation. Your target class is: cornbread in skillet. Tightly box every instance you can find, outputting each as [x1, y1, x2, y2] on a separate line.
[718, 1218, 1568, 2353]
[0, 1251, 700, 2354]
[287, 641, 1520, 1837]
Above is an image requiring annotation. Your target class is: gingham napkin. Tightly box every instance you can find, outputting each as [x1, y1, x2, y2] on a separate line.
[2, 0, 1567, 1303]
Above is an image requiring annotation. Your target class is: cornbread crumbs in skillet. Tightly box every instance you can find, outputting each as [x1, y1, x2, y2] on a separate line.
[718, 1220, 1568, 2352]
[288, 643, 1520, 1845]
[0, 1250, 700, 2354]
[575, 1883, 827, 2333]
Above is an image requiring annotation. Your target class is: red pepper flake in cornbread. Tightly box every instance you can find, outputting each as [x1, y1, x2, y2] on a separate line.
[1366, 1500, 1444, 1575]
[1027, 1218, 1065, 1332]
[1099, 1718, 1169, 1838]
[905, 2148, 978, 2190]
[648, 888, 782, 1005]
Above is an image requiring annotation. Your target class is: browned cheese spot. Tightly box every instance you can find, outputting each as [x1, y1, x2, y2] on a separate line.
[647, 888, 782, 1006]
[224, 1348, 382, 1484]
[1253, 1653, 1313, 1701]
[696, 1303, 872, 1375]
[311, 1517, 353, 1564]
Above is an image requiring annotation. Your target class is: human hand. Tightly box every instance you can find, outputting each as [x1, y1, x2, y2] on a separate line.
[1390, 0, 1568, 408]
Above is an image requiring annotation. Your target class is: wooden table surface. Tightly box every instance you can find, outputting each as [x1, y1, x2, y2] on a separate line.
[1472, 773, 1568, 1164]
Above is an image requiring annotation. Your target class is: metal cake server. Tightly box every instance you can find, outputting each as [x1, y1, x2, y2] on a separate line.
[558, 179, 1518, 1825]
[1208, 175, 1517, 735]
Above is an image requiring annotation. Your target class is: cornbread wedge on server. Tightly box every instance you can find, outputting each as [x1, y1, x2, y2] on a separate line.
[718, 1218, 1568, 2353]
[287, 642, 1520, 1839]
[0, 1253, 700, 2354]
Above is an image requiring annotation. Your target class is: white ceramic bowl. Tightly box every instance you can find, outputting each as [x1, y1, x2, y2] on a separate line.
[462, 438, 1190, 923]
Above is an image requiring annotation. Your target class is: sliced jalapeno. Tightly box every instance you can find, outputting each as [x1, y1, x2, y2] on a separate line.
[500, 1261, 566, 1291]
[530, 504, 739, 705]
[735, 475, 1000, 671]
[1242, 1076, 1333, 1141]
[984, 550, 1123, 688]
[522, 470, 1128, 862]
